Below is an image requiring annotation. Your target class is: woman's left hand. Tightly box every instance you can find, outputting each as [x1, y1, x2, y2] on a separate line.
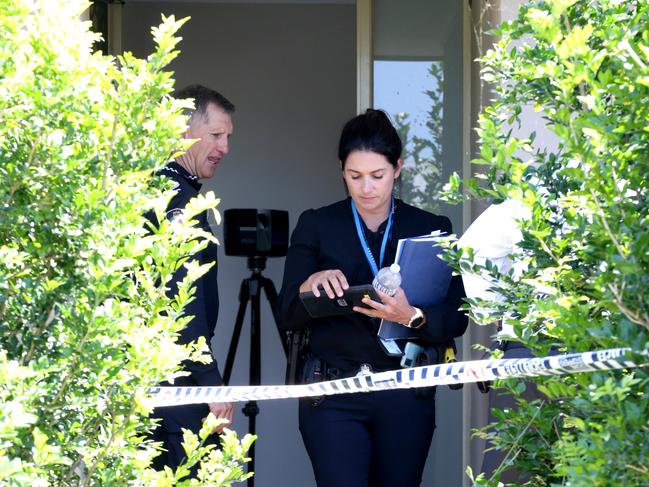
[353, 287, 416, 325]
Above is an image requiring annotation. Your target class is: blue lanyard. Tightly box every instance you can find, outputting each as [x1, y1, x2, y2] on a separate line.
[351, 197, 394, 276]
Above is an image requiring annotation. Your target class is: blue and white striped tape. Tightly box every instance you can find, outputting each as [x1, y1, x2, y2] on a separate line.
[146, 348, 647, 408]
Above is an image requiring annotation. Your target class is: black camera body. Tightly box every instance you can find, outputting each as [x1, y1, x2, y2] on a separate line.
[223, 209, 289, 257]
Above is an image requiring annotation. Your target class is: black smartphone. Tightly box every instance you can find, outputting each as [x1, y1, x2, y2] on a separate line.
[299, 284, 379, 318]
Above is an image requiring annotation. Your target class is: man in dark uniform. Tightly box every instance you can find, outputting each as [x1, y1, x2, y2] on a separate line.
[150, 85, 235, 472]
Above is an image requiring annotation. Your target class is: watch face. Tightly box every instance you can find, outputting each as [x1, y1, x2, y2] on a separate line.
[409, 308, 425, 328]
[410, 316, 425, 328]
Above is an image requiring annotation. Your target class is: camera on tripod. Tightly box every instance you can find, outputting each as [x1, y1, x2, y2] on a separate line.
[224, 209, 289, 258]
[221, 208, 290, 487]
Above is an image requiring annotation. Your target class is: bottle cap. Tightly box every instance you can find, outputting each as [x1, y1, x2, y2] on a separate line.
[389, 263, 400, 273]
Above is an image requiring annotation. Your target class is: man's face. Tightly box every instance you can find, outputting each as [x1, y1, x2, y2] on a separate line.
[181, 103, 233, 179]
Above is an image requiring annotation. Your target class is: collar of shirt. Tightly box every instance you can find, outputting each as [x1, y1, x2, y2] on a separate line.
[163, 161, 202, 191]
[351, 197, 398, 236]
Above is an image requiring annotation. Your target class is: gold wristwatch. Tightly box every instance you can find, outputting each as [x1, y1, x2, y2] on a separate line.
[405, 307, 425, 329]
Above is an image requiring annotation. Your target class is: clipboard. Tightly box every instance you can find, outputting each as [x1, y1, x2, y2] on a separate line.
[378, 231, 453, 340]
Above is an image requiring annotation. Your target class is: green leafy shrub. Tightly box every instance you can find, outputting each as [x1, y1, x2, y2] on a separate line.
[445, 0, 648, 485]
[393, 62, 445, 213]
[0, 1, 253, 484]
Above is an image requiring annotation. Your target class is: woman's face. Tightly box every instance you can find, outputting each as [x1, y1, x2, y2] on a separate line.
[342, 150, 402, 216]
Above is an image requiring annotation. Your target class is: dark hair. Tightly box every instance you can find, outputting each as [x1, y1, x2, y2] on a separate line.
[174, 84, 235, 125]
[338, 109, 402, 168]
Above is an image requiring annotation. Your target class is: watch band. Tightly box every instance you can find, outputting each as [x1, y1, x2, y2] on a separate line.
[405, 307, 425, 329]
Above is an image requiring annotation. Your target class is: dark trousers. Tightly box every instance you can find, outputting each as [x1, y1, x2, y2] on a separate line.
[150, 419, 220, 478]
[481, 343, 558, 482]
[299, 389, 436, 487]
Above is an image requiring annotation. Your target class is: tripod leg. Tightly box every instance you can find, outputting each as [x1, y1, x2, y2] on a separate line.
[228, 269, 278, 487]
[242, 400, 259, 486]
[260, 276, 288, 357]
[248, 279, 261, 387]
[222, 279, 250, 386]
[246, 278, 262, 487]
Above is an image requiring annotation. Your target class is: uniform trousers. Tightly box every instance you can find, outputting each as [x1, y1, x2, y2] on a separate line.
[481, 343, 559, 482]
[299, 388, 436, 487]
[150, 417, 220, 479]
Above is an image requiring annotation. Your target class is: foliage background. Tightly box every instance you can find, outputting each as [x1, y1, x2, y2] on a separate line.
[393, 62, 445, 214]
[0, 1, 251, 485]
[444, 0, 648, 485]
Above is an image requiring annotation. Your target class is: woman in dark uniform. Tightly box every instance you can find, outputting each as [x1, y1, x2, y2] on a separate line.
[277, 109, 467, 487]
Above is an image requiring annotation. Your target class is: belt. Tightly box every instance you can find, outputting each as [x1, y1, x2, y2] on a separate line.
[501, 340, 529, 351]
[325, 363, 376, 381]
[304, 363, 375, 407]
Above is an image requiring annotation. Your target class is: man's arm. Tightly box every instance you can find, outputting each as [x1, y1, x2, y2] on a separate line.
[457, 200, 530, 302]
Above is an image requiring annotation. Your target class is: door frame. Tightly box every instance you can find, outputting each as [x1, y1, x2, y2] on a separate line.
[356, 2, 474, 484]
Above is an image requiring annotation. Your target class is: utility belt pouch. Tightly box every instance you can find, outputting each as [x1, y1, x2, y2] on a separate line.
[301, 354, 325, 406]
[400, 342, 435, 368]
[400, 339, 462, 396]
[400, 342, 437, 398]
[301, 354, 325, 385]
[444, 340, 463, 390]
[285, 329, 309, 385]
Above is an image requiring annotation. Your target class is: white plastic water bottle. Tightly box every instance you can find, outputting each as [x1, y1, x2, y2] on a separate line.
[372, 263, 401, 296]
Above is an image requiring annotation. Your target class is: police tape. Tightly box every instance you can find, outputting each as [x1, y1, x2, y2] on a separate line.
[146, 347, 647, 408]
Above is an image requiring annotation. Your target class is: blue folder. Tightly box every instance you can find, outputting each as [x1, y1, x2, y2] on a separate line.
[377, 231, 453, 341]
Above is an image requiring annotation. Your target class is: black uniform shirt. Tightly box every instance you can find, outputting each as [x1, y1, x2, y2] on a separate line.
[157, 161, 222, 387]
[277, 198, 468, 374]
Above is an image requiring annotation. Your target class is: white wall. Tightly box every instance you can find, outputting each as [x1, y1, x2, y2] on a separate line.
[123, 3, 354, 486]
[502, 0, 559, 155]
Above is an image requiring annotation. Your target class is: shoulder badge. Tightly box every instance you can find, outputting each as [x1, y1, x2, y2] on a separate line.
[165, 208, 183, 223]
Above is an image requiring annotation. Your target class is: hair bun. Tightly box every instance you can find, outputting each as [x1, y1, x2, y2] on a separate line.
[338, 108, 402, 168]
